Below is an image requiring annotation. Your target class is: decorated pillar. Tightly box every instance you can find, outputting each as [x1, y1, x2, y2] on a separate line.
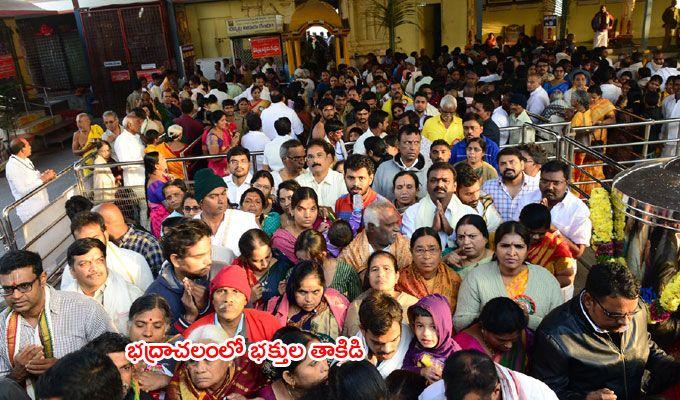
[334, 34, 342, 66]
[293, 39, 302, 69]
[343, 34, 350, 65]
[284, 37, 295, 76]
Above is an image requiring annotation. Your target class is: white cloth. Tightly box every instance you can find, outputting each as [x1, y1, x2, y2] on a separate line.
[208, 88, 229, 104]
[92, 155, 117, 201]
[657, 67, 680, 91]
[5, 155, 48, 223]
[594, 30, 608, 48]
[536, 191, 592, 246]
[356, 323, 413, 379]
[479, 73, 502, 83]
[600, 83, 622, 104]
[419, 364, 558, 400]
[62, 268, 143, 333]
[260, 102, 304, 140]
[663, 95, 680, 156]
[476, 199, 503, 233]
[326, 138, 348, 161]
[527, 86, 550, 117]
[102, 125, 123, 161]
[61, 242, 153, 292]
[113, 129, 145, 186]
[271, 170, 283, 191]
[233, 84, 271, 102]
[492, 106, 510, 136]
[401, 195, 476, 248]
[295, 169, 348, 208]
[195, 209, 259, 263]
[353, 129, 386, 155]
[240, 131, 270, 171]
[224, 173, 252, 205]
[263, 134, 292, 171]
[647, 61, 664, 75]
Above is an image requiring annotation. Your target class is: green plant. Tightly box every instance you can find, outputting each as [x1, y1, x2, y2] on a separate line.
[366, 0, 420, 51]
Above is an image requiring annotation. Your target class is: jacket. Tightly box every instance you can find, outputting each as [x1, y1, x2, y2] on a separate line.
[532, 291, 680, 399]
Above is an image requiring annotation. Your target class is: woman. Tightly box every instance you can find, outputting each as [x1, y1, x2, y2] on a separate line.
[240, 187, 267, 226]
[396, 227, 461, 314]
[444, 215, 494, 280]
[263, 180, 300, 237]
[182, 193, 201, 218]
[342, 251, 418, 337]
[454, 297, 531, 373]
[455, 137, 497, 185]
[128, 294, 179, 398]
[271, 187, 318, 264]
[252, 170, 276, 215]
[142, 105, 165, 135]
[257, 327, 329, 400]
[202, 110, 234, 177]
[250, 86, 271, 114]
[453, 221, 563, 332]
[144, 151, 171, 237]
[93, 140, 118, 201]
[325, 360, 388, 400]
[235, 98, 251, 135]
[564, 70, 589, 106]
[543, 64, 569, 96]
[393, 171, 419, 214]
[155, 124, 187, 179]
[267, 260, 349, 340]
[294, 229, 362, 302]
[234, 228, 292, 309]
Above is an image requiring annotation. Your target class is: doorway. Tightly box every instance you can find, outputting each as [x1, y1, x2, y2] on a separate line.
[422, 4, 442, 58]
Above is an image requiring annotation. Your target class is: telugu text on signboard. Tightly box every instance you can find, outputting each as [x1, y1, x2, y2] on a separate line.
[226, 15, 283, 37]
[250, 36, 282, 59]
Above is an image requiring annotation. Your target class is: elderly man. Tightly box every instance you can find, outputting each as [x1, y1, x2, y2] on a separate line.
[527, 73, 550, 118]
[339, 199, 411, 275]
[382, 82, 413, 120]
[454, 163, 503, 233]
[0, 250, 113, 385]
[72, 113, 103, 158]
[272, 139, 306, 189]
[402, 163, 476, 248]
[194, 168, 258, 263]
[102, 110, 123, 160]
[114, 111, 146, 186]
[63, 238, 142, 333]
[449, 113, 500, 170]
[5, 138, 55, 222]
[62, 211, 153, 291]
[421, 95, 463, 145]
[183, 265, 282, 396]
[508, 93, 535, 145]
[295, 139, 348, 208]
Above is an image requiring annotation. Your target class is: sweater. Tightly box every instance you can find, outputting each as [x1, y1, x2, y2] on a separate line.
[373, 154, 431, 202]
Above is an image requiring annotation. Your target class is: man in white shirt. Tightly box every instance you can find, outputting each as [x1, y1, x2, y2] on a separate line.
[407, 91, 440, 129]
[62, 238, 143, 333]
[193, 168, 258, 263]
[353, 109, 389, 155]
[101, 110, 123, 160]
[239, 114, 270, 171]
[114, 112, 145, 186]
[62, 211, 154, 291]
[518, 143, 548, 186]
[272, 139, 306, 189]
[207, 80, 229, 105]
[662, 77, 680, 156]
[260, 89, 303, 140]
[492, 92, 510, 129]
[508, 94, 535, 145]
[455, 163, 503, 233]
[526, 73, 550, 118]
[263, 117, 293, 171]
[223, 146, 253, 205]
[296, 139, 348, 208]
[233, 73, 271, 102]
[6, 138, 55, 222]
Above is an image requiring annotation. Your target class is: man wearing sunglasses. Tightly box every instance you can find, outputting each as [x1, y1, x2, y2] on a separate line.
[532, 263, 680, 400]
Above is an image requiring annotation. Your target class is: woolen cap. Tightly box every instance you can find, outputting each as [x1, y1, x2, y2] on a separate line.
[194, 168, 227, 202]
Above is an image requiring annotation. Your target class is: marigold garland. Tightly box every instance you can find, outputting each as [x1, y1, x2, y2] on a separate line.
[589, 188, 613, 245]
[660, 272, 680, 313]
[610, 191, 626, 241]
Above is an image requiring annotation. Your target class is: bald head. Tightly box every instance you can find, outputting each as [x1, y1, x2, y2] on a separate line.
[93, 203, 128, 239]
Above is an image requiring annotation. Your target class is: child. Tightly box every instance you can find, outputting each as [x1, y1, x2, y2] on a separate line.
[326, 219, 354, 258]
[403, 294, 461, 384]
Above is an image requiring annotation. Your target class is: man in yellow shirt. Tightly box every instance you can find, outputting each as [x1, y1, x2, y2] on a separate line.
[421, 95, 463, 145]
[382, 82, 413, 120]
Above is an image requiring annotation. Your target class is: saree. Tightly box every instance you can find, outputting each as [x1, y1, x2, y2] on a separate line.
[270, 228, 298, 264]
[527, 232, 574, 276]
[453, 329, 532, 373]
[571, 108, 606, 196]
[147, 177, 170, 238]
[505, 268, 529, 299]
[156, 142, 186, 179]
[396, 262, 461, 314]
[233, 250, 292, 310]
[166, 362, 235, 400]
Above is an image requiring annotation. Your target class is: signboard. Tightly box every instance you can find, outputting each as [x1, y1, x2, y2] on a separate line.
[136, 68, 162, 82]
[141, 63, 157, 70]
[0, 54, 16, 79]
[250, 36, 282, 59]
[543, 15, 557, 27]
[103, 60, 122, 67]
[180, 44, 195, 59]
[543, 15, 558, 42]
[226, 15, 283, 37]
[111, 69, 131, 82]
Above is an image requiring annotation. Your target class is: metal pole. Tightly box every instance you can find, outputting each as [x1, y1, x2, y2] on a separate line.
[642, 124, 651, 158]
[641, 0, 654, 50]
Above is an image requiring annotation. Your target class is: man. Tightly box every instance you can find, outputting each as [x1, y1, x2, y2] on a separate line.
[420, 350, 558, 400]
[421, 95, 464, 145]
[334, 90, 353, 126]
[102, 110, 123, 160]
[374, 124, 431, 202]
[296, 139, 348, 208]
[455, 163, 503, 233]
[408, 90, 440, 129]
[260, 89, 304, 140]
[508, 93, 535, 145]
[527, 73, 550, 119]
[194, 168, 258, 263]
[145, 219, 212, 334]
[357, 292, 413, 378]
[346, 102, 370, 134]
[6, 138, 55, 222]
[239, 114, 269, 171]
[72, 113, 103, 158]
[63, 238, 143, 332]
[533, 263, 680, 399]
[429, 139, 451, 164]
[335, 154, 382, 226]
[402, 163, 476, 247]
[160, 90, 181, 121]
[473, 95, 501, 144]
[449, 113, 500, 170]
[0, 250, 113, 383]
[35, 349, 124, 400]
[491, 91, 510, 130]
[234, 73, 271, 102]
[517, 143, 548, 185]
[183, 265, 282, 397]
[173, 99, 203, 145]
[482, 147, 539, 222]
[592, 5, 614, 48]
[382, 82, 413, 120]
[353, 109, 388, 155]
[663, 0, 680, 50]
[263, 117, 293, 172]
[148, 73, 163, 101]
[223, 146, 252, 205]
[126, 79, 144, 113]
[311, 98, 338, 140]
[325, 118, 348, 161]
[214, 61, 227, 83]
[115, 111, 146, 186]
[62, 211, 153, 291]
[207, 80, 228, 105]
[93, 202, 163, 276]
[272, 139, 306, 188]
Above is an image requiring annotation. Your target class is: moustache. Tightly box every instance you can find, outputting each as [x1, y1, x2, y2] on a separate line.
[311, 163, 321, 168]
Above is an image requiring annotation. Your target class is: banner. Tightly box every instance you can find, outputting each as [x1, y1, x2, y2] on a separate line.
[111, 69, 131, 82]
[226, 15, 283, 37]
[250, 36, 282, 59]
[0, 54, 16, 79]
[136, 68, 162, 82]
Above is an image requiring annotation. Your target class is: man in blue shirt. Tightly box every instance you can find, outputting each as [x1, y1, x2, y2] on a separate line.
[448, 113, 500, 170]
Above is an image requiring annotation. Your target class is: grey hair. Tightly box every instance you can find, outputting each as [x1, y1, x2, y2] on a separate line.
[440, 95, 457, 111]
[122, 116, 130, 128]
[187, 325, 228, 343]
[364, 198, 397, 228]
[76, 112, 91, 122]
[102, 110, 118, 120]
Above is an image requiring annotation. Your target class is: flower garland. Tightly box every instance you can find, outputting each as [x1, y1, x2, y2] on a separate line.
[610, 191, 626, 242]
[589, 188, 613, 245]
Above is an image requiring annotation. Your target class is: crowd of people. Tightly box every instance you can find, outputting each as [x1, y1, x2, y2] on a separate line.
[3, 35, 680, 400]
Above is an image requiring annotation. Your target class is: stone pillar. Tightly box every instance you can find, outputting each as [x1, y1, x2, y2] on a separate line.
[293, 39, 302, 69]
[335, 34, 342, 65]
[343, 35, 350, 65]
[285, 38, 295, 76]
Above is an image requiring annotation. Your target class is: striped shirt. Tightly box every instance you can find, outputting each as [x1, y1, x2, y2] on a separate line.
[481, 174, 539, 222]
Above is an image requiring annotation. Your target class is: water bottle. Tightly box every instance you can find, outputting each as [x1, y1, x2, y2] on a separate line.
[352, 194, 363, 212]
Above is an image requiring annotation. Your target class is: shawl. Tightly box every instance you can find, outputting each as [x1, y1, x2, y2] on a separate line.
[402, 294, 462, 372]
[453, 329, 533, 373]
[166, 361, 235, 400]
[396, 262, 461, 314]
[414, 195, 472, 248]
[338, 231, 412, 274]
[267, 288, 349, 335]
